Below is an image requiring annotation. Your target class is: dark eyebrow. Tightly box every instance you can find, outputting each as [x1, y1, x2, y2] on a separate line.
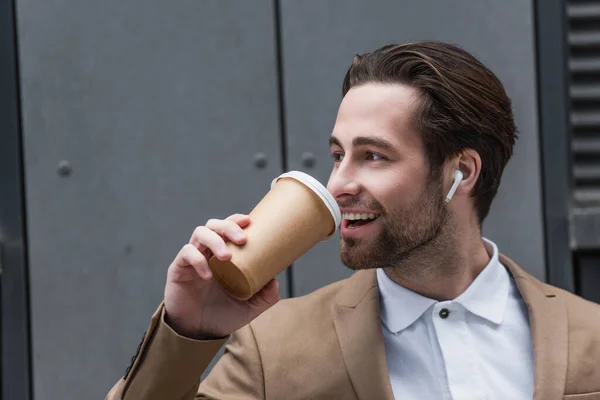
[329, 135, 396, 152]
[329, 136, 342, 148]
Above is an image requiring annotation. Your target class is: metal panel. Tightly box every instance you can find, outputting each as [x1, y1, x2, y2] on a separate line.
[536, 0, 575, 291]
[15, 1, 284, 398]
[570, 207, 600, 249]
[280, 0, 546, 296]
[566, 0, 600, 314]
[575, 253, 600, 303]
[568, 0, 600, 206]
[0, 1, 32, 399]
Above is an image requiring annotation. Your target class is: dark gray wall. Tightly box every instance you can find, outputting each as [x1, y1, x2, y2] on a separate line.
[15, 1, 285, 399]
[13, 0, 545, 398]
[279, 0, 545, 296]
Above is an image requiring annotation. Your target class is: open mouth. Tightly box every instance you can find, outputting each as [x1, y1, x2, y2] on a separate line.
[342, 212, 380, 229]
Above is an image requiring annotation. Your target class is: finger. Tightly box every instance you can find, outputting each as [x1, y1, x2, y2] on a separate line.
[205, 219, 247, 245]
[226, 214, 251, 229]
[249, 279, 280, 309]
[189, 226, 231, 259]
[171, 244, 212, 280]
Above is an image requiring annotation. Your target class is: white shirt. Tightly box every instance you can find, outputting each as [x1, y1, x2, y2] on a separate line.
[377, 239, 534, 400]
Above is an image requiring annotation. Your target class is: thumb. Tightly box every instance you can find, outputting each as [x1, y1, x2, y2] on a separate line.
[248, 279, 281, 314]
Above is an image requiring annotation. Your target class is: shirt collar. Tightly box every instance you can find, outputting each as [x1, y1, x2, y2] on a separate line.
[377, 268, 436, 334]
[377, 238, 511, 334]
[454, 239, 509, 325]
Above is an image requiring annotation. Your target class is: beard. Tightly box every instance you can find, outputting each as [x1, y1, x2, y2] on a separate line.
[339, 173, 450, 271]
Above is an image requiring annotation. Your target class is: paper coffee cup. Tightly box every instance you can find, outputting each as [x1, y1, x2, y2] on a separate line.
[209, 171, 341, 300]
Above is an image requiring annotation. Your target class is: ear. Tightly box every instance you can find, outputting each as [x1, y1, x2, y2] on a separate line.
[454, 149, 482, 197]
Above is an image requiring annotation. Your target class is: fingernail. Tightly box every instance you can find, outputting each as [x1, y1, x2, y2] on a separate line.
[204, 270, 213, 279]
[220, 247, 230, 257]
[233, 232, 245, 241]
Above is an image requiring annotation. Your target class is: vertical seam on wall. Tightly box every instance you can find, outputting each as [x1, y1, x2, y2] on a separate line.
[532, 0, 551, 286]
[273, 0, 295, 298]
[10, 0, 33, 397]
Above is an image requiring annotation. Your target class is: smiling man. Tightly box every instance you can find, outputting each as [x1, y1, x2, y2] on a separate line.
[108, 42, 600, 400]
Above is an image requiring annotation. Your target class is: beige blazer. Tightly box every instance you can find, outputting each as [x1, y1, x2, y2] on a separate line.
[107, 255, 600, 399]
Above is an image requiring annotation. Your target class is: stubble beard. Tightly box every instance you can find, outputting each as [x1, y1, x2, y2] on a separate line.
[339, 174, 450, 272]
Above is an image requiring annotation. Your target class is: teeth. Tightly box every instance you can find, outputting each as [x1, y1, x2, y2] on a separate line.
[342, 212, 379, 221]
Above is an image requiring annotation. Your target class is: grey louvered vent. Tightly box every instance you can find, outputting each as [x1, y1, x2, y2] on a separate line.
[569, 1, 600, 205]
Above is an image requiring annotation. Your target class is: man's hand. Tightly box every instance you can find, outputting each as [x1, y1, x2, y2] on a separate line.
[164, 214, 280, 339]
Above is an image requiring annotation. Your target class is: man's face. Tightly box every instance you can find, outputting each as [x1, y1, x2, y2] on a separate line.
[327, 83, 450, 270]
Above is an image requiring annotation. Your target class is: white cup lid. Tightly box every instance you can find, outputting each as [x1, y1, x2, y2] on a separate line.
[271, 171, 341, 235]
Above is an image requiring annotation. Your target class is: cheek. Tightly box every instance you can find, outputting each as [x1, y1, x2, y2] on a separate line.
[400, 160, 431, 196]
[362, 174, 407, 208]
[373, 170, 428, 209]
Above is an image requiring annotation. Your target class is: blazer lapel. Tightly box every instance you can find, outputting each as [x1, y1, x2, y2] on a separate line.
[332, 270, 394, 400]
[501, 255, 568, 400]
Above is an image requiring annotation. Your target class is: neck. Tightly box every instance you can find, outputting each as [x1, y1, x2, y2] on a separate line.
[383, 222, 491, 301]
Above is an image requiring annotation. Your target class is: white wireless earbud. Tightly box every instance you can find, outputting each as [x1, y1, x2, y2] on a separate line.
[445, 170, 463, 203]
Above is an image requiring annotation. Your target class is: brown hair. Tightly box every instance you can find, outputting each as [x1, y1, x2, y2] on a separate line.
[342, 41, 517, 223]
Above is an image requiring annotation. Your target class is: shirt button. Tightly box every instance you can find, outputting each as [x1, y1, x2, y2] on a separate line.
[439, 308, 450, 319]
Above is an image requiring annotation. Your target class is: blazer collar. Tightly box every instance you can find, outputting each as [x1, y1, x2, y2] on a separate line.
[332, 257, 568, 400]
[332, 269, 394, 400]
[501, 254, 568, 400]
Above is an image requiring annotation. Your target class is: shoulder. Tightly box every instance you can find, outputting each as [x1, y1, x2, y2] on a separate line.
[542, 282, 600, 392]
[536, 280, 600, 328]
[518, 282, 600, 391]
[502, 254, 600, 391]
[548, 283, 600, 345]
[502, 254, 600, 329]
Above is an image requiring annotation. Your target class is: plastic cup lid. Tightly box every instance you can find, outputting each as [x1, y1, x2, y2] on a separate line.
[271, 171, 341, 234]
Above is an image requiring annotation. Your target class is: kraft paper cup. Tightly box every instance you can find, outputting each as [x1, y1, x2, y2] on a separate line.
[209, 171, 341, 300]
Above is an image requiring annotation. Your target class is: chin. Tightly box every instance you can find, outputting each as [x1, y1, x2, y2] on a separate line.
[339, 239, 379, 270]
[340, 256, 372, 271]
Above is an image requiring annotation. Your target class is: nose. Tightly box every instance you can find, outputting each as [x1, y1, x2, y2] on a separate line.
[327, 162, 360, 199]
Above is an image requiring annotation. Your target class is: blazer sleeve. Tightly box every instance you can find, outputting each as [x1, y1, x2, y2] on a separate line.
[196, 322, 265, 399]
[105, 303, 265, 400]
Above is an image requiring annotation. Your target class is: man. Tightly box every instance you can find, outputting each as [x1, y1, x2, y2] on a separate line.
[107, 42, 600, 399]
